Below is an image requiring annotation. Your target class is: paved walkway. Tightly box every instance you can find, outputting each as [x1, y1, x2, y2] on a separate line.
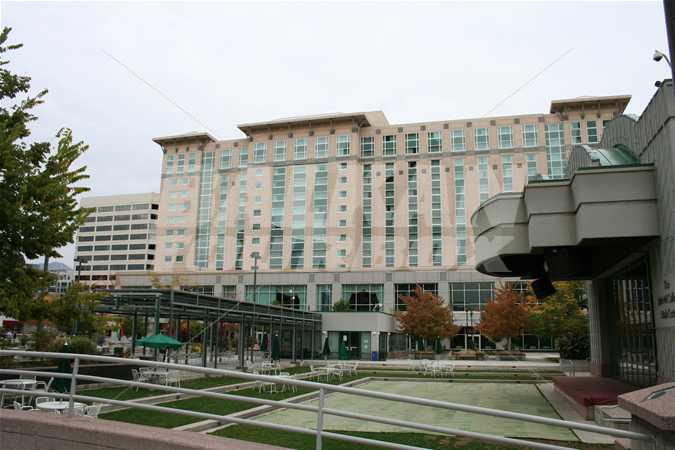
[537, 383, 615, 444]
[257, 380, 576, 441]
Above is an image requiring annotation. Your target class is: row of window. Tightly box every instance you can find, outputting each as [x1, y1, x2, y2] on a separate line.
[78, 233, 149, 242]
[219, 281, 529, 312]
[77, 264, 152, 271]
[84, 213, 156, 223]
[79, 223, 149, 233]
[171, 120, 603, 173]
[76, 253, 152, 262]
[76, 243, 151, 252]
[91, 203, 157, 213]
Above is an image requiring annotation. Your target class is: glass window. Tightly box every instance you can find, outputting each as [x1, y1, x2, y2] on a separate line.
[452, 129, 465, 151]
[479, 156, 489, 203]
[245, 285, 307, 310]
[522, 124, 538, 147]
[498, 126, 513, 149]
[341, 284, 384, 312]
[385, 162, 395, 267]
[188, 153, 196, 173]
[395, 283, 439, 310]
[405, 133, 419, 154]
[502, 155, 513, 192]
[587, 121, 598, 143]
[571, 122, 581, 144]
[238, 147, 248, 167]
[545, 123, 565, 179]
[527, 154, 538, 181]
[336, 135, 350, 157]
[360, 136, 374, 157]
[475, 127, 489, 150]
[407, 161, 418, 266]
[220, 149, 232, 169]
[312, 164, 328, 268]
[383, 135, 397, 156]
[166, 154, 174, 175]
[427, 131, 442, 152]
[176, 154, 185, 173]
[253, 143, 267, 162]
[274, 141, 286, 161]
[450, 282, 495, 312]
[317, 285, 332, 312]
[431, 160, 442, 265]
[315, 136, 328, 158]
[294, 138, 307, 160]
[455, 159, 466, 265]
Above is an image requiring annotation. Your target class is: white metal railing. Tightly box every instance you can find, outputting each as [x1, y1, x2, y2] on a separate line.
[0, 350, 653, 450]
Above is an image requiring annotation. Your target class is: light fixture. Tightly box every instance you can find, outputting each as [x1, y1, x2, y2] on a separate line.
[653, 49, 672, 67]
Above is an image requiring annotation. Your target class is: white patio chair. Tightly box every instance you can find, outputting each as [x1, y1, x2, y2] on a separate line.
[13, 401, 33, 411]
[165, 371, 181, 388]
[35, 378, 53, 392]
[35, 396, 51, 406]
[85, 404, 102, 419]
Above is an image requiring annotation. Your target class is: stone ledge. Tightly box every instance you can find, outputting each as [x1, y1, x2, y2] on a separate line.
[0, 410, 287, 450]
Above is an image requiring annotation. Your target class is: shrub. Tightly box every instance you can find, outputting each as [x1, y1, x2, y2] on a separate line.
[68, 336, 98, 355]
[558, 332, 590, 360]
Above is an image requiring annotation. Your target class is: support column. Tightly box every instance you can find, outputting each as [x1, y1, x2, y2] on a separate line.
[143, 312, 148, 356]
[202, 315, 208, 368]
[291, 327, 296, 362]
[238, 318, 245, 369]
[311, 323, 316, 360]
[130, 309, 137, 358]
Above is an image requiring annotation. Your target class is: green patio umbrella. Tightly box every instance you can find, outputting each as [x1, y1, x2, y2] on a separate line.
[271, 334, 281, 361]
[339, 339, 348, 360]
[53, 342, 72, 393]
[137, 333, 183, 350]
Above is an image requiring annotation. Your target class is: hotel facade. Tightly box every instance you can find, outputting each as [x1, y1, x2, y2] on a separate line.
[118, 95, 630, 357]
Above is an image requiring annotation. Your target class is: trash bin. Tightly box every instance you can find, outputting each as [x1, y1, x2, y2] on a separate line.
[371, 351, 378, 361]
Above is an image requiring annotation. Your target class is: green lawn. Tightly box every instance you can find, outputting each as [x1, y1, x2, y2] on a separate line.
[83, 366, 312, 401]
[100, 374, 363, 429]
[213, 426, 611, 450]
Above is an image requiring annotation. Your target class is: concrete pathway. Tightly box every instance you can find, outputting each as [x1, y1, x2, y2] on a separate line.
[537, 383, 614, 444]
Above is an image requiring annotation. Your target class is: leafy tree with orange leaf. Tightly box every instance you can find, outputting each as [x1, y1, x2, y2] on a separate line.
[476, 283, 530, 351]
[394, 286, 459, 350]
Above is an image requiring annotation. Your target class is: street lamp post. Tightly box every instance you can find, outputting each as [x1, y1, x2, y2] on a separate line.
[250, 252, 260, 363]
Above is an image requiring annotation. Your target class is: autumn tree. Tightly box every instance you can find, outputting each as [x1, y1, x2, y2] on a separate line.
[529, 281, 588, 347]
[394, 287, 459, 351]
[476, 284, 530, 351]
[0, 28, 90, 319]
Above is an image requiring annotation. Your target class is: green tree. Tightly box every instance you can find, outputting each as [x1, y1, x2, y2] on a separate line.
[49, 283, 104, 336]
[529, 281, 588, 347]
[0, 27, 90, 319]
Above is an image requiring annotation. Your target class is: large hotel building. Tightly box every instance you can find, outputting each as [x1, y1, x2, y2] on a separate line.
[116, 95, 630, 355]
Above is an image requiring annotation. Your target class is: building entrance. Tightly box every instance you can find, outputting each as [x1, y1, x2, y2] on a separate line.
[608, 259, 658, 387]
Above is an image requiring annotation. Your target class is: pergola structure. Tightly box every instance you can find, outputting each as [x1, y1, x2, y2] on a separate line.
[96, 289, 322, 369]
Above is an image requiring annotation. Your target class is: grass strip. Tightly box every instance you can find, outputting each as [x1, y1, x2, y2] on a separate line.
[99, 374, 364, 429]
[82, 366, 312, 401]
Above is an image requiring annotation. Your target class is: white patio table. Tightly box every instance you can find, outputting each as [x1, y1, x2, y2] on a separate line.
[36, 401, 86, 414]
[0, 379, 37, 406]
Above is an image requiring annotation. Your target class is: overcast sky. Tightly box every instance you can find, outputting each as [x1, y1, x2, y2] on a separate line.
[4, 1, 668, 267]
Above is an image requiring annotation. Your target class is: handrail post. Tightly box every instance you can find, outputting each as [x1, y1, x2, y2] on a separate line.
[315, 387, 325, 450]
[68, 357, 80, 416]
